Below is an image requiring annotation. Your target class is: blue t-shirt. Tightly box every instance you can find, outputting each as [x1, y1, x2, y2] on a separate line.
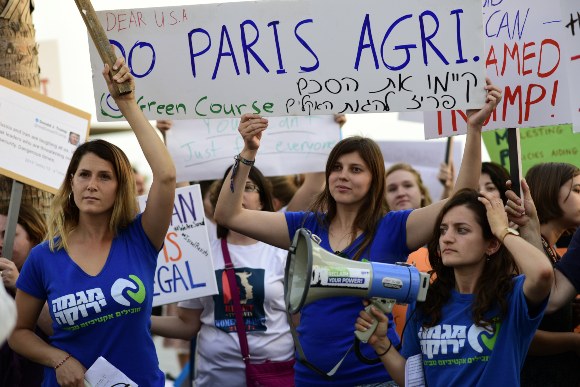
[16, 214, 164, 387]
[285, 210, 412, 387]
[400, 275, 547, 387]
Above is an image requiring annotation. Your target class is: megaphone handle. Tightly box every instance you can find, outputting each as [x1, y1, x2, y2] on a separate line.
[354, 298, 395, 343]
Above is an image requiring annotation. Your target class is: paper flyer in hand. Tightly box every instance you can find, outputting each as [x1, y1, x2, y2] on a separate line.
[84, 356, 137, 387]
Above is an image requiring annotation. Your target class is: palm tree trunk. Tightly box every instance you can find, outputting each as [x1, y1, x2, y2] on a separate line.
[0, 0, 54, 220]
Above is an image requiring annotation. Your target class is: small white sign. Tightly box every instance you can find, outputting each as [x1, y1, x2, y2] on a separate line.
[138, 185, 218, 306]
[561, 0, 580, 133]
[85, 356, 138, 387]
[0, 77, 90, 193]
[166, 115, 340, 182]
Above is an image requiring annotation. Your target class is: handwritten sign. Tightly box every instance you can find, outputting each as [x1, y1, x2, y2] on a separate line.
[377, 140, 462, 202]
[482, 125, 580, 176]
[0, 77, 90, 194]
[89, 0, 486, 122]
[423, 0, 573, 139]
[561, 0, 580, 133]
[166, 115, 340, 182]
[138, 185, 218, 307]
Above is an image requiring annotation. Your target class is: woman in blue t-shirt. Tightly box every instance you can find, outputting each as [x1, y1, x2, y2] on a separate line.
[9, 56, 176, 387]
[355, 186, 553, 387]
[213, 79, 502, 387]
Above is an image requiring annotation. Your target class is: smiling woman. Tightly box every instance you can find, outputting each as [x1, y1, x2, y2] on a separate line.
[8, 55, 176, 387]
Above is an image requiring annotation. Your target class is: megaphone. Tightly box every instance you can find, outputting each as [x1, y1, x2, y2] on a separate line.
[285, 228, 430, 345]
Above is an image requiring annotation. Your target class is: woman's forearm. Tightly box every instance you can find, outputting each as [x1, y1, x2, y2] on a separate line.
[453, 125, 481, 194]
[373, 338, 407, 386]
[150, 316, 200, 340]
[8, 328, 68, 368]
[116, 101, 176, 184]
[527, 330, 580, 356]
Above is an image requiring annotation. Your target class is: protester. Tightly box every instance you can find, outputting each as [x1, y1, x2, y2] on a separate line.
[213, 79, 502, 386]
[506, 162, 580, 387]
[133, 168, 146, 196]
[385, 163, 433, 212]
[355, 186, 553, 387]
[439, 161, 510, 204]
[8, 55, 176, 387]
[150, 166, 294, 387]
[0, 204, 53, 387]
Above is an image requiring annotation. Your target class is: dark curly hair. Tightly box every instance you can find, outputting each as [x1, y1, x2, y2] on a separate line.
[417, 188, 519, 333]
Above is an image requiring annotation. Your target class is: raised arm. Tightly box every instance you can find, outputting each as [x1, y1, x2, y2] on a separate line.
[480, 190, 553, 308]
[285, 172, 325, 212]
[102, 57, 176, 250]
[405, 79, 502, 251]
[214, 114, 292, 249]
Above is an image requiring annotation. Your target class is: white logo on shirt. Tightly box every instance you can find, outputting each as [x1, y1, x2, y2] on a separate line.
[418, 324, 467, 359]
[52, 288, 107, 326]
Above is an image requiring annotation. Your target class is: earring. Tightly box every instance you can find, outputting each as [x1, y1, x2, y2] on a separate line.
[487, 254, 490, 261]
[69, 192, 77, 207]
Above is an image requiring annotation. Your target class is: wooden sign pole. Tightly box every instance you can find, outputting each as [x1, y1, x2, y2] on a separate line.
[439, 137, 454, 185]
[73, 0, 132, 96]
[3, 181, 23, 261]
[507, 128, 523, 198]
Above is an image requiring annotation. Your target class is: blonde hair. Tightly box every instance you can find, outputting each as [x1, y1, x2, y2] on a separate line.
[385, 162, 433, 211]
[47, 140, 139, 252]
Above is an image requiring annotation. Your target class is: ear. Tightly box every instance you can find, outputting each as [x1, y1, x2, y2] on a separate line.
[486, 237, 501, 256]
[272, 198, 281, 212]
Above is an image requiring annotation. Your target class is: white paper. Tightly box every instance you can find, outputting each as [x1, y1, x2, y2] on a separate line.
[90, 0, 486, 122]
[560, 0, 580, 133]
[138, 185, 218, 306]
[405, 354, 426, 387]
[0, 284, 17, 346]
[84, 357, 138, 387]
[166, 115, 340, 182]
[424, 0, 573, 139]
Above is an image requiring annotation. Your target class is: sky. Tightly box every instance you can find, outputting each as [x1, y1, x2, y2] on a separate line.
[32, 0, 488, 189]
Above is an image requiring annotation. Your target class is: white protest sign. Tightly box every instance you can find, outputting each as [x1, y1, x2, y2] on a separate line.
[0, 77, 90, 194]
[377, 140, 462, 201]
[561, 0, 580, 133]
[90, 0, 487, 122]
[138, 185, 218, 306]
[423, 0, 573, 139]
[166, 115, 340, 182]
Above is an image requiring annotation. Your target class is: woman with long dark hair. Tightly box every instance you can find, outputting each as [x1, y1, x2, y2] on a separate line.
[355, 187, 553, 386]
[214, 80, 502, 386]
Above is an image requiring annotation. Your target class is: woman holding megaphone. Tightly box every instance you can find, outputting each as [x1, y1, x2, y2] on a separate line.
[214, 78, 502, 387]
[355, 186, 553, 387]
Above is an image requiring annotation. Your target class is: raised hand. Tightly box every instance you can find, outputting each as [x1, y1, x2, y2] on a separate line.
[466, 78, 502, 128]
[238, 113, 269, 152]
[102, 55, 135, 103]
[334, 114, 347, 128]
[504, 179, 539, 229]
[156, 120, 172, 134]
[478, 190, 510, 239]
[0, 258, 19, 293]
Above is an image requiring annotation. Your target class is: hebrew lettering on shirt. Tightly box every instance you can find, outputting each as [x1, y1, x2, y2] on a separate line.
[418, 324, 467, 359]
[52, 288, 107, 326]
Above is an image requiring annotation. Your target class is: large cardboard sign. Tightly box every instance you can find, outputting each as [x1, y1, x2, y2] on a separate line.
[138, 185, 218, 306]
[89, 0, 486, 122]
[424, 0, 572, 139]
[166, 115, 340, 182]
[0, 77, 90, 194]
[482, 125, 580, 176]
[561, 0, 580, 133]
[378, 140, 462, 202]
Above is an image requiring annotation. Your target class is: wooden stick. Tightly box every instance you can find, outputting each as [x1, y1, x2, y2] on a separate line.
[73, 0, 132, 96]
[439, 137, 454, 185]
[507, 128, 522, 198]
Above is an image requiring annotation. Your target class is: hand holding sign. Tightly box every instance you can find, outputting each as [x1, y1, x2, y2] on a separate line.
[101, 56, 135, 104]
[239, 114, 269, 153]
[466, 78, 503, 129]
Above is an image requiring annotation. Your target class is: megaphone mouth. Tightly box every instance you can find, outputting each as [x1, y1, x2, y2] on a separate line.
[285, 229, 315, 315]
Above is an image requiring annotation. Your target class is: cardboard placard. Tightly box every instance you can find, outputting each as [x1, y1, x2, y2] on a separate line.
[0, 77, 90, 194]
[482, 124, 580, 176]
[423, 0, 572, 139]
[166, 115, 340, 182]
[560, 0, 580, 133]
[89, 0, 487, 122]
[138, 185, 218, 306]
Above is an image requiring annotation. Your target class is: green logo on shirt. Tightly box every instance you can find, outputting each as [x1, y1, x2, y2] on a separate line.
[111, 275, 146, 306]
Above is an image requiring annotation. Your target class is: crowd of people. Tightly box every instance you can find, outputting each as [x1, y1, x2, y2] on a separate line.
[0, 53, 579, 387]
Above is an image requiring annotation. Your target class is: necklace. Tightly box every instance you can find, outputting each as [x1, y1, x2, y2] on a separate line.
[540, 234, 559, 265]
[330, 228, 353, 254]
